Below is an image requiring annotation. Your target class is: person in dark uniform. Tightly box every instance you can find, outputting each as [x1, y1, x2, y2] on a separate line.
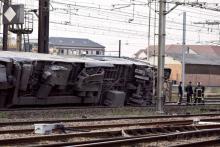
[185, 81, 193, 105]
[201, 82, 205, 104]
[178, 81, 183, 104]
[194, 82, 205, 104]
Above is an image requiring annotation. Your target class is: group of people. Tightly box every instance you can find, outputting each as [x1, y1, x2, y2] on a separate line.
[178, 81, 205, 105]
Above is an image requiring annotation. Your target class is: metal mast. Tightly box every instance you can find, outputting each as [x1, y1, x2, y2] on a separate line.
[182, 12, 186, 99]
[2, 0, 10, 51]
[119, 40, 121, 58]
[156, 0, 166, 113]
[147, 0, 152, 60]
[38, 0, 50, 53]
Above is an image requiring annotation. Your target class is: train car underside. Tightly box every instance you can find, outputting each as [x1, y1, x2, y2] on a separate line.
[0, 51, 171, 108]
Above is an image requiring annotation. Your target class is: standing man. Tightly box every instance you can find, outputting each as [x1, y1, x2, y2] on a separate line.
[178, 81, 183, 105]
[201, 82, 205, 104]
[185, 81, 193, 105]
[194, 82, 203, 104]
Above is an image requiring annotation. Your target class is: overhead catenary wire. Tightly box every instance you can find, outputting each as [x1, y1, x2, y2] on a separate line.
[4, 0, 220, 50]
[24, 0, 220, 34]
[49, 10, 220, 37]
[48, 1, 220, 33]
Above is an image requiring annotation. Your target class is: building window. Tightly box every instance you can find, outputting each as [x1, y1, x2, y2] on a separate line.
[86, 51, 89, 54]
[96, 51, 100, 55]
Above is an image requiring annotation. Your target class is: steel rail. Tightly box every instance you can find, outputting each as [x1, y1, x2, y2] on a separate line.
[1, 104, 220, 112]
[1, 113, 220, 126]
[0, 106, 119, 112]
[28, 127, 220, 147]
[71, 128, 220, 147]
[170, 138, 220, 147]
[0, 120, 193, 134]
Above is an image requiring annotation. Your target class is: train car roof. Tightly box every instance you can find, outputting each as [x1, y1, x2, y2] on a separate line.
[85, 56, 151, 66]
[0, 51, 150, 67]
[0, 51, 112, 67]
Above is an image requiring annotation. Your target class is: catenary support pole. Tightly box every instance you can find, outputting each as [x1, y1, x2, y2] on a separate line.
[2, 0, 10, 51]
[147, 0, 152, 60]
[38, 0, 50, 53]
[156, 0, 166, 113]
[17, 33, 22, 51]
[119, 40, 121, 58]
[182, 12, 186, 98]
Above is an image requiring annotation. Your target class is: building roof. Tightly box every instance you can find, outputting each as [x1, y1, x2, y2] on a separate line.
[134, 49, 147, 59]
[49, 37, 105, 49]
[135, 44, 220, 58]
[167, 53, 220, 66]
[165, 45, 219, 56]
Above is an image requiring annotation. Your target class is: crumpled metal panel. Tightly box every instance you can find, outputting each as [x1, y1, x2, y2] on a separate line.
[0, 65, 7, 83]
[19, 64, 33, 91]
[103, 90, 125, 107]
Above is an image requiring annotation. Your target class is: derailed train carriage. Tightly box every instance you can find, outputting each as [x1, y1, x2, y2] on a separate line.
[0, 51, 171, 108]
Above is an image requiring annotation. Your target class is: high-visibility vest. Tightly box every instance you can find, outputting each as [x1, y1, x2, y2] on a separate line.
[196, 88, 202, 98]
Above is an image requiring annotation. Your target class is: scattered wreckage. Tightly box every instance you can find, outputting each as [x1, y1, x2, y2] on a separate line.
[0, 51, 171, 108]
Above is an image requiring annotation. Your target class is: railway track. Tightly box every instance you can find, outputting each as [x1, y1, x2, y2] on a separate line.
[1, 113, 220, 127]
[0, 106, 116, 112]
[0, 119, 194, 134]
[70, 128, 220, 147]
[1, 124, 220, 146]
[171, 138, 220, 147]
[1, 117, 220, 135]
[1, 103, 220, 112]
[2, 114, 220, 146]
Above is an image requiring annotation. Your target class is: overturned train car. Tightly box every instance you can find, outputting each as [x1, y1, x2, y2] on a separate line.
[0, 51, 171, 108]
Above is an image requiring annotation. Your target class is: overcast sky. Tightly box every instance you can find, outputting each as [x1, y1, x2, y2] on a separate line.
[6, 0, 220, 57]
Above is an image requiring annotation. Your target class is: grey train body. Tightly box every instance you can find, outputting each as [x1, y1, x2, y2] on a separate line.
[0, 51, 171, 108]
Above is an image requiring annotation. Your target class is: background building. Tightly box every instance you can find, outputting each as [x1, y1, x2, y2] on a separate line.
[31, 37, 105, 55]
[49, 37, 105, 56]
[135, 45, 220, 86]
